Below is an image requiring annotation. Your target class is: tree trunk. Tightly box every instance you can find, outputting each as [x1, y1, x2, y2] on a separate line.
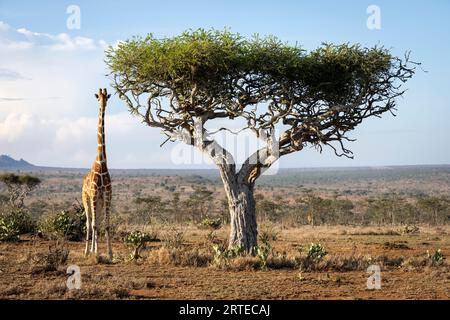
[228, 184, 257, 254]
[218, 167, 258, 254]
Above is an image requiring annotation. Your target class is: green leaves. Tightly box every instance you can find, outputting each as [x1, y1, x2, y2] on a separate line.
[0, 209, 36, 242]
[0, 173, 41, 187]
[107, 29, 396, 101]
[0, 215, 20, 241]
[307, 243, 328, 261]
[123, 230, 155, 246]
[123, 230, 158, 260]
[38, 209, 86, 241]
[427, 249, 445, 264]
[107, 29, 244, 95]
[107, 28, 416, 162]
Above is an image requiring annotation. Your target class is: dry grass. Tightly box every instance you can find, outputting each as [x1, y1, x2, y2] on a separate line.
[29, 240, 69, 274]
[147, 246, 211, 267]
[0, 225, 449, 300]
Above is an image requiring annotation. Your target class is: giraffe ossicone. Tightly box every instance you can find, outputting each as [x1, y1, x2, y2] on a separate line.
[82, 88, 113, 261]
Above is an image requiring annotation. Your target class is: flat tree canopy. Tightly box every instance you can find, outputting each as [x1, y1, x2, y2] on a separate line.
[106, 29, 417, 252]
[0, 173, 41, 208]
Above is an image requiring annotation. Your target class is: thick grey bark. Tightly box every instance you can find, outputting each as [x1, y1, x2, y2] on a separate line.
[218, 166, 257, 254]
[228, 184, 257, 254]
[187, 117, 272, 254]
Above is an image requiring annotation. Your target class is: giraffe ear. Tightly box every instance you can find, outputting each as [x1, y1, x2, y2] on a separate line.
[95, 94, 99, 99]
[107, 94, 111, 100]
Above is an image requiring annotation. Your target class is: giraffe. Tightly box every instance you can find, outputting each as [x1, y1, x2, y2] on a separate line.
[82, 88, 113, 260]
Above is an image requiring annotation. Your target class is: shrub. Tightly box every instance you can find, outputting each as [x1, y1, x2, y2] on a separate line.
[320, 254, 372, 272]
[256, 244, 271, 269]
[148, 246, 211, 267]
[162, 225, 185, 248]
[205, 230, 221, 244]
[256, 233, 273, 269]
[258, 224, 279, 243]
[428, 249, 445, 265]
[266, 252, 297, 270]
[0, 215, 20, 241]
[31, 240, 69, 273]
[123, 230, 158, 260]
[0, 209, 36, 241]
[39, 208, 86, 241]
[402, 250, 447, 269]
[199, 217, 222, 230]
[401, 225, 420, 235]
[229, 256, 261, 271]
[211, 244, 244, 268]
[0, 173, 41, 208]
[307, 243, 327, 261]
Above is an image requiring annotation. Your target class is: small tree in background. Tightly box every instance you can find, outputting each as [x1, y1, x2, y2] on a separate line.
[0, 173, 41, 209]
[296, 189, 330, 226]
[185, 187, 214, 223]
[417, 196, 450, 225]
[107, 29, 417, 253]
[133, 195, 166, 225]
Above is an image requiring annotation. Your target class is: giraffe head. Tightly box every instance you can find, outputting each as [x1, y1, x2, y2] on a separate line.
[95, 88, 111, 108]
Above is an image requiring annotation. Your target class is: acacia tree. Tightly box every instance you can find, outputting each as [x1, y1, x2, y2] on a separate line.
[417, 196, 450, 225]
[106, 29, 416, 253]
[0, 173, 41, 209]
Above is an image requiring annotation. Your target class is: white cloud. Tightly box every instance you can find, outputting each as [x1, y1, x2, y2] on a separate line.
[0, 38, 33, 51]
[0, 21, 11, 31]
[0, 113, 34, 142]
[0, 67, 29, 81]
[0, 111, 168, 168]
[0, 21, 108, 52]
[16, 27, 102, 51]
[0, 21, 33, 51]
[16, 27, 44, 38]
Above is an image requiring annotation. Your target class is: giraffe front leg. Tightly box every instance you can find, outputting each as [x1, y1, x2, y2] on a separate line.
[85, 217, 91, 256]
[90, 199, 97, 254]
[82, 194, 92, 256]
[91, 223, 99, 257]
[91, 225, 96, 254]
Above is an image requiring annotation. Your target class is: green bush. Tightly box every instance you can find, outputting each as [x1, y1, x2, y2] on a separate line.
[39, 208, 86, 241]
[0, 209, 36, 241]
[123, 230, 159, 260]
[307, 243, 328, 261]
[0, 215, 19, 241]
[256, 231, 274, 269]
[212, 244, 244, 268]
[427, 249, 445, 265]
[256, 243, 271, 269]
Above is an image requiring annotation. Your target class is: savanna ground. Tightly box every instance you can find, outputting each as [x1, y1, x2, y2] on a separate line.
[0, 225, 449, 300]
[0, 166, 450, 299]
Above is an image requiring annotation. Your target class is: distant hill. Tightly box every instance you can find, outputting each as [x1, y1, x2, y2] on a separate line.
[0, 155, 35, 169]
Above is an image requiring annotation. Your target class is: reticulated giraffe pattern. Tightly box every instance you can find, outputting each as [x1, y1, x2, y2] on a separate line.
[82, 88, 113, 260]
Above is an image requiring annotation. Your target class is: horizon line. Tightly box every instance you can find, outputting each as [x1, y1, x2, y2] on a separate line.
[7, 162, 450, 171]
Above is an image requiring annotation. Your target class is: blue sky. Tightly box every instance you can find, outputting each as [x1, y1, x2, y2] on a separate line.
[0, 0, 449, 169]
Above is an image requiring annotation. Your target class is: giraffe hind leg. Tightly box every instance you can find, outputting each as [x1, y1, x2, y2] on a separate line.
[92, 198, 102, 257]
[104, 191, 113, 261]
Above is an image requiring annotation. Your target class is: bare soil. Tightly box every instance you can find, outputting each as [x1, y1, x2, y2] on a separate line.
[0, 225, 449, 300]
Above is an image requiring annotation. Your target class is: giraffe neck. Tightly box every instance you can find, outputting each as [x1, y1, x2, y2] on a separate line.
[96, 104, 107, 165]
